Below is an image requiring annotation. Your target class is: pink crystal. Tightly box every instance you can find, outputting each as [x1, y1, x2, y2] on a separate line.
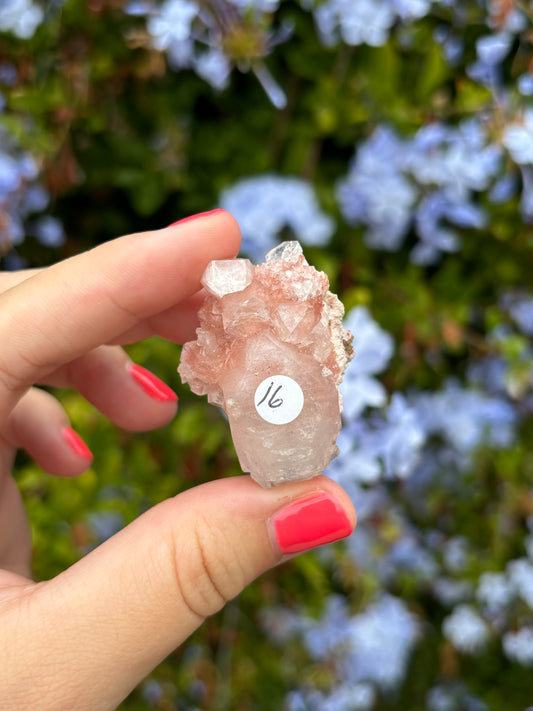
[178, 241, 354, 488]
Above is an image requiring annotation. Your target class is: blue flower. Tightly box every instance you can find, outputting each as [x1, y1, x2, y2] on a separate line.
[124, 1, 152, 16]
[503, 110, 533, 165]
[337, 126, 416, 251]
[518, 74, 533, 97]
[146, 0, 198, 52]
[194, 48, 231, 90]
[432, 577, 473, 607]
[503, 627, 533, 667]
[328, 420, 383, 485]
[433, 26, 463, 66]
[0, 153, 21, 200]
[390, 0, 431, 21]
[87, 511, 125, 544]
[0, 62, 18, 86]
[408, 120, 501, 200]
[219, 174, 334, 259]
[141, 679, 164, 706]
[313, 0, 396, 48]
[413, 192, 461, 265]
[327, 421, 382, 486]
[337, 119, 501, 263]
[507, 558, 533, 609]
[520, 166, 533, 221]
[489, 5, 527, 33]
[328, 320, 423, 488]
[298, 594, 420, 693]
[426, 686, 456, 711]
[321, 682, 376, 711]
[427, 684, 489, 711]
[0, 0, 44, 39]
[410, 378, 516, 454]
[22, 183, 49, 213]
[442, 604, 490, 654]
[140, 0, 289, 106]
[310, 0, 435, 49]
[411, 190, 486, 265]
[342, 594, 420, 691]
[489, 174, 517, 204]
[443, 536, 469, 574]
[380, 393, 425, 479]
[286, 690, 309, 711]
[476, 32, 512, 66]
[476, 571, 515, 613]
[340, 306, 394, 420]
[507, 295, 533, 336]
[0, 135, 65, 257]
[30, 216, 65, 247]
[380, 535, 438, 583]
[302, 594, 352, 658]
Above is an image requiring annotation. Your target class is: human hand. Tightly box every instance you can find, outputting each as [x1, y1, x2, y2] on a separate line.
[0, 210, 356, 711]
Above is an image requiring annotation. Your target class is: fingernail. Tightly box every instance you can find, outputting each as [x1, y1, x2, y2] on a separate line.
[62, 427, 93, 460]
[168, 208, 225, 227]
[271, 492, 353, 555]
[129, 363, 178, 402]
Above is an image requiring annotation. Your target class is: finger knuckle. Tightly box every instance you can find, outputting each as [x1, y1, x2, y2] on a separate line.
[171, 514, 245, 620]
[0, 358, 26, 397]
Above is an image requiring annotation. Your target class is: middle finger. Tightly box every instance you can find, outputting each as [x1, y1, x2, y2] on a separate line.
[44, 345, 178, 432]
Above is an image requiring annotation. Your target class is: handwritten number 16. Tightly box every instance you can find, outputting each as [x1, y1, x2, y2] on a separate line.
[256, 381, 283, 409]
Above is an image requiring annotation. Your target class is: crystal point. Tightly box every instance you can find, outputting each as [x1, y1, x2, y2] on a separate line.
[178, 241, 354, 488]
[265, 240, 303, 263]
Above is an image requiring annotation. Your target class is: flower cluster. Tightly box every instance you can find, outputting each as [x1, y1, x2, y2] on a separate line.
[305, 0, 436, 49]
[128, 0, 290, 107]
[280, 594, 419, 710]
[0, 132, 65, 264]
[0, 0, 44, 39]
[229, 112, 529, 265]
[337, 121, 505, 264]
[219, 174, 335, 259]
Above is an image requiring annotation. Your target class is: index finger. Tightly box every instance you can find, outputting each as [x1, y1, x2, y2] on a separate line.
[0, 210, 241, 423]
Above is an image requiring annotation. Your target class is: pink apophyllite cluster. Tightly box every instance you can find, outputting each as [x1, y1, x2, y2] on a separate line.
[178, 241, 354, 488]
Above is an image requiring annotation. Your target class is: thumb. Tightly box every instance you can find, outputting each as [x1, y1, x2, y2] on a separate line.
[3, 475, 355, 711]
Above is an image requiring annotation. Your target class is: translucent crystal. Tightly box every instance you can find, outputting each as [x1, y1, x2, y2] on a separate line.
[178, 241, 354, 488]
[201, 258, 254, 298]
[265, 240, 303, 263]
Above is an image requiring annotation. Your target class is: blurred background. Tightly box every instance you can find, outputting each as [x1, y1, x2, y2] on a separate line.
[2, 0, 533, 709]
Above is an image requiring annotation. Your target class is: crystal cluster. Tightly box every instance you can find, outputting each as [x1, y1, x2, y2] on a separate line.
[178, 241, 354, 488]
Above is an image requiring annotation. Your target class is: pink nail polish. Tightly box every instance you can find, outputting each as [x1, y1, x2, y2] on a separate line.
[129, 363, 178, 402]
[168, 208, 226, 227]
[272, 492, 353, 555]
[62, 427, 93, 460]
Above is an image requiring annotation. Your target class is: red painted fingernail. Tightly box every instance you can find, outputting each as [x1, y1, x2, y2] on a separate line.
[272, 492, 353, 555]
[168, 208, 225, 227]
[62, 427, 93, 460]
[129, 363, 178, 402]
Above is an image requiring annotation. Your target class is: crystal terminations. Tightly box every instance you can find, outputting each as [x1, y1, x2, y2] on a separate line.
[178, 241, 354, 488]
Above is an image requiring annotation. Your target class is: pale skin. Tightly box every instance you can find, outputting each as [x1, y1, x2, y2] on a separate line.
[0, 210, 356, 711]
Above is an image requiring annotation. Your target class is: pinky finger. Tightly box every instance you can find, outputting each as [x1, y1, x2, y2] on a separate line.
[2, 387, 93, 477]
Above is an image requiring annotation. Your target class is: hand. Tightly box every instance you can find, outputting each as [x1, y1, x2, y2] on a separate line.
[0, 210, 356, 711]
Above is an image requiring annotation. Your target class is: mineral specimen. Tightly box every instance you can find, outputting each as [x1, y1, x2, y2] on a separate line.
[178, 241, 354, 488]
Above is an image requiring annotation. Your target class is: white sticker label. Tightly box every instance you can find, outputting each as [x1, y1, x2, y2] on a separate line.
[254, 375, 304, 425]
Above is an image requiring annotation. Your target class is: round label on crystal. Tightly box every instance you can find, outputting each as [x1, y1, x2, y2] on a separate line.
[254, 375, 304, 425]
